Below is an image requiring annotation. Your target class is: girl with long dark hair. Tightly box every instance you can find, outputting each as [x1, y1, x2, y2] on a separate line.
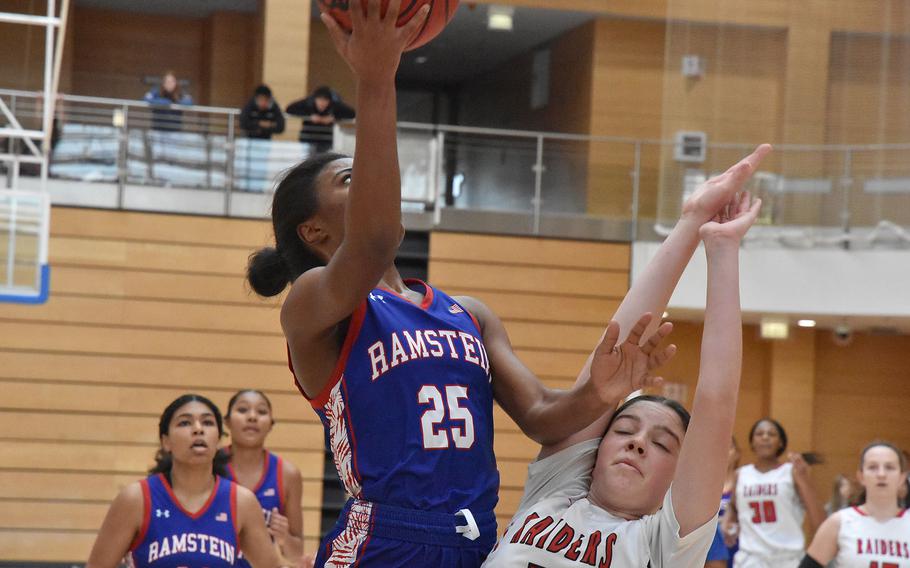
[86, 394, 284, 568]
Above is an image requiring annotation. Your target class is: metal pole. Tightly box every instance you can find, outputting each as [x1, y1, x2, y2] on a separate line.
[225, 115, 235, 215]
[116, 105, 129, 209]
[840, 148, 852, 250]
[433, 131, 445, 227]
[6, 194, 17, 287]
[532, 135, 544, 235]
[39, 0, 56, 187]
[630, 141, 642, 241]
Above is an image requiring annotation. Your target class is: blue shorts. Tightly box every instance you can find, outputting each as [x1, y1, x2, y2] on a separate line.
[706, 525, 731, 562]
[315, 499, 497, 567]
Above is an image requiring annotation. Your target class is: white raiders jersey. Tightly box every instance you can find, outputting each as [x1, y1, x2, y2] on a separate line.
[735, 462, 806, 554]
[482, 439, 717, 568]
[833, 506, 910, 568]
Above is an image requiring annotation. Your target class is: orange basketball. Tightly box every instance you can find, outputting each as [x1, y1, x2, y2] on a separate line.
[318, 0, 459, 51]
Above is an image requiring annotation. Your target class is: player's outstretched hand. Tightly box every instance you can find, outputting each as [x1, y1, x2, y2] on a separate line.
[699, 190, 762, 247]
[588, 313, 676, 404]
[321, 0, 430, 83]
[682, 144, 771, 225]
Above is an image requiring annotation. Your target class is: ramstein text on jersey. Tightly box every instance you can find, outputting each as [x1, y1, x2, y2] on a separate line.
[146, 533, 235, 564]
[368, 328, 490, 381]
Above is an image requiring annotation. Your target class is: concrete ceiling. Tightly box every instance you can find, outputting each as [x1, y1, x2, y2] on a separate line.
[310, 2, 596, 86]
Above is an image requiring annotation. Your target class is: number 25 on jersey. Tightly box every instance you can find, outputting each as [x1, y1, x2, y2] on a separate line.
[418, 385, 475, 450]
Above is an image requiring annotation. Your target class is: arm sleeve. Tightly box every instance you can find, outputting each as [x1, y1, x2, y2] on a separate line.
[798, 555, 825, 568]
[646, 489, 719, 568]
[273, 105, 286, 134]
[239, 103, 256, 132]
[286, 98, 313, 116]
[333, 101, 356, 120]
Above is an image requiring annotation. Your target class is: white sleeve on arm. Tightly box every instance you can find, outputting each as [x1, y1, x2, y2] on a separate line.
[646, 488, 719, 568]
[516, 438, 600, 513]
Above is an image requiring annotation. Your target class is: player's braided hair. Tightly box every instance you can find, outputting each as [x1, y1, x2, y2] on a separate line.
[150, 394, 230, 479]
[247, 152, 350, 297]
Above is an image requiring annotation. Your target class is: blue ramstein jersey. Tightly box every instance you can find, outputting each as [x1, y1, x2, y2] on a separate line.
[226, 450, 284, 568]
[291, 280, 500, 515]
[130, 474, 238, 568]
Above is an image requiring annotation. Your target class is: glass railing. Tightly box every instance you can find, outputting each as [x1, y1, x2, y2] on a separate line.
[3, 88, 910, 246]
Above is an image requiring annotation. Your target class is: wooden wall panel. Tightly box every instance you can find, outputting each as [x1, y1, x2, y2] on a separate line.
[262, 0, 310, 140]
[71, 8, 208, 102]
[0, 207, 323, 562]
[429, 231, 630, 532]
[812, 332, 910, 502]
[307, 21, 357, 106]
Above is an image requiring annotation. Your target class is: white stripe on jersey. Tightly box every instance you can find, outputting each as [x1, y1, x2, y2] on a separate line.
[834, 507, 910, 568]
[736, 463, 805, 554]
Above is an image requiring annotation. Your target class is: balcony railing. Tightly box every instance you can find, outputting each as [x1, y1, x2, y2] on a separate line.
[3, 88, 910, 247]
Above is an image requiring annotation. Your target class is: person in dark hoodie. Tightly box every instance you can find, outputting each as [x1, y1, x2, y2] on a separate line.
[240, 85, 286, 140]
[285, 86, 355, 152]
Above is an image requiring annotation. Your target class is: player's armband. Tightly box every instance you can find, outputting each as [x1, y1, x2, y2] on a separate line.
[798, 555, 824, 568]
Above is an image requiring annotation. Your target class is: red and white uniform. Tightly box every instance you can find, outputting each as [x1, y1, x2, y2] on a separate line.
[833, 507, 910, 568]
[734, 463, 805, 568]
[483, 439, 718, 568]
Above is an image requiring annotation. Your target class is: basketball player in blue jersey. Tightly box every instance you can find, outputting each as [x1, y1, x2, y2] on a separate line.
[224, 389, 313, 567]
[246, 0, 772, 564]
[87, 394, 287, 568]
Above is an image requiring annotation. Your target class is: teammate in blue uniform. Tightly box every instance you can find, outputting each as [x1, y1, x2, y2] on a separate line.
[86, 394, 284, 568]
[246, 1, 776, 565]
[224, 389, 312, 567]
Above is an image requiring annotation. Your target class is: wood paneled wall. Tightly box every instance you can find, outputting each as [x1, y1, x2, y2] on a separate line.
[65, 7, 257, 106]
[0, 207, 324, 562]
[812, 332, 910, 504]
[428, 232, 630, 529]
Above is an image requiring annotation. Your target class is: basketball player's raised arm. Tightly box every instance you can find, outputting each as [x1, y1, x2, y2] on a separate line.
[672, 192, 761, 536]
[539, 145, 772, 454]
[237, 487, 286, 568]
[86, 482, 144, 568]
[281, 0, 430, 339]
[460, 299, 673, 446]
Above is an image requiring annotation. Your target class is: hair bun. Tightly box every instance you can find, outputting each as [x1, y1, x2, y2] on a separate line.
[247, 247, 291, 297]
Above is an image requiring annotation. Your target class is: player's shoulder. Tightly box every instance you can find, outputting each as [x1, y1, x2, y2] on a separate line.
[450, 295, 495, 328]
[116, 480, 146, 506]
[278, 454, 302, 482]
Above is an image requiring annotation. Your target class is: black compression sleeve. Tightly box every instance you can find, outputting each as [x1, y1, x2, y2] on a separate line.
[798, 554, 824, 568]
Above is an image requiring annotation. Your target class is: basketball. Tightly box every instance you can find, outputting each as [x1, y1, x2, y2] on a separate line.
[318, 0, 458, 51]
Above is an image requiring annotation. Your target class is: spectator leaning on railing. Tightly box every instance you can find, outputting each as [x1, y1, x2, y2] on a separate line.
[143, 71, 193, 131]
[285, 86, 355, 152]
[240, 85, 286, 140]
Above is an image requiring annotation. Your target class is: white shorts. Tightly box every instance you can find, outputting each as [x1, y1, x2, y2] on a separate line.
[733, 549, 803, 568]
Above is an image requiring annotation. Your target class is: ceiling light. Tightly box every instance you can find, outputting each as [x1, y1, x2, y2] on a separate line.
[797, 319, 816, 328]
[487, 5, 514, 31]
[760, 318, 789, 340]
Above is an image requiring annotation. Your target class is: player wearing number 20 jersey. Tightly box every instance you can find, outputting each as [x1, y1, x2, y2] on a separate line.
[735, 462, 805, 567]
[290, 279, 499, 566]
